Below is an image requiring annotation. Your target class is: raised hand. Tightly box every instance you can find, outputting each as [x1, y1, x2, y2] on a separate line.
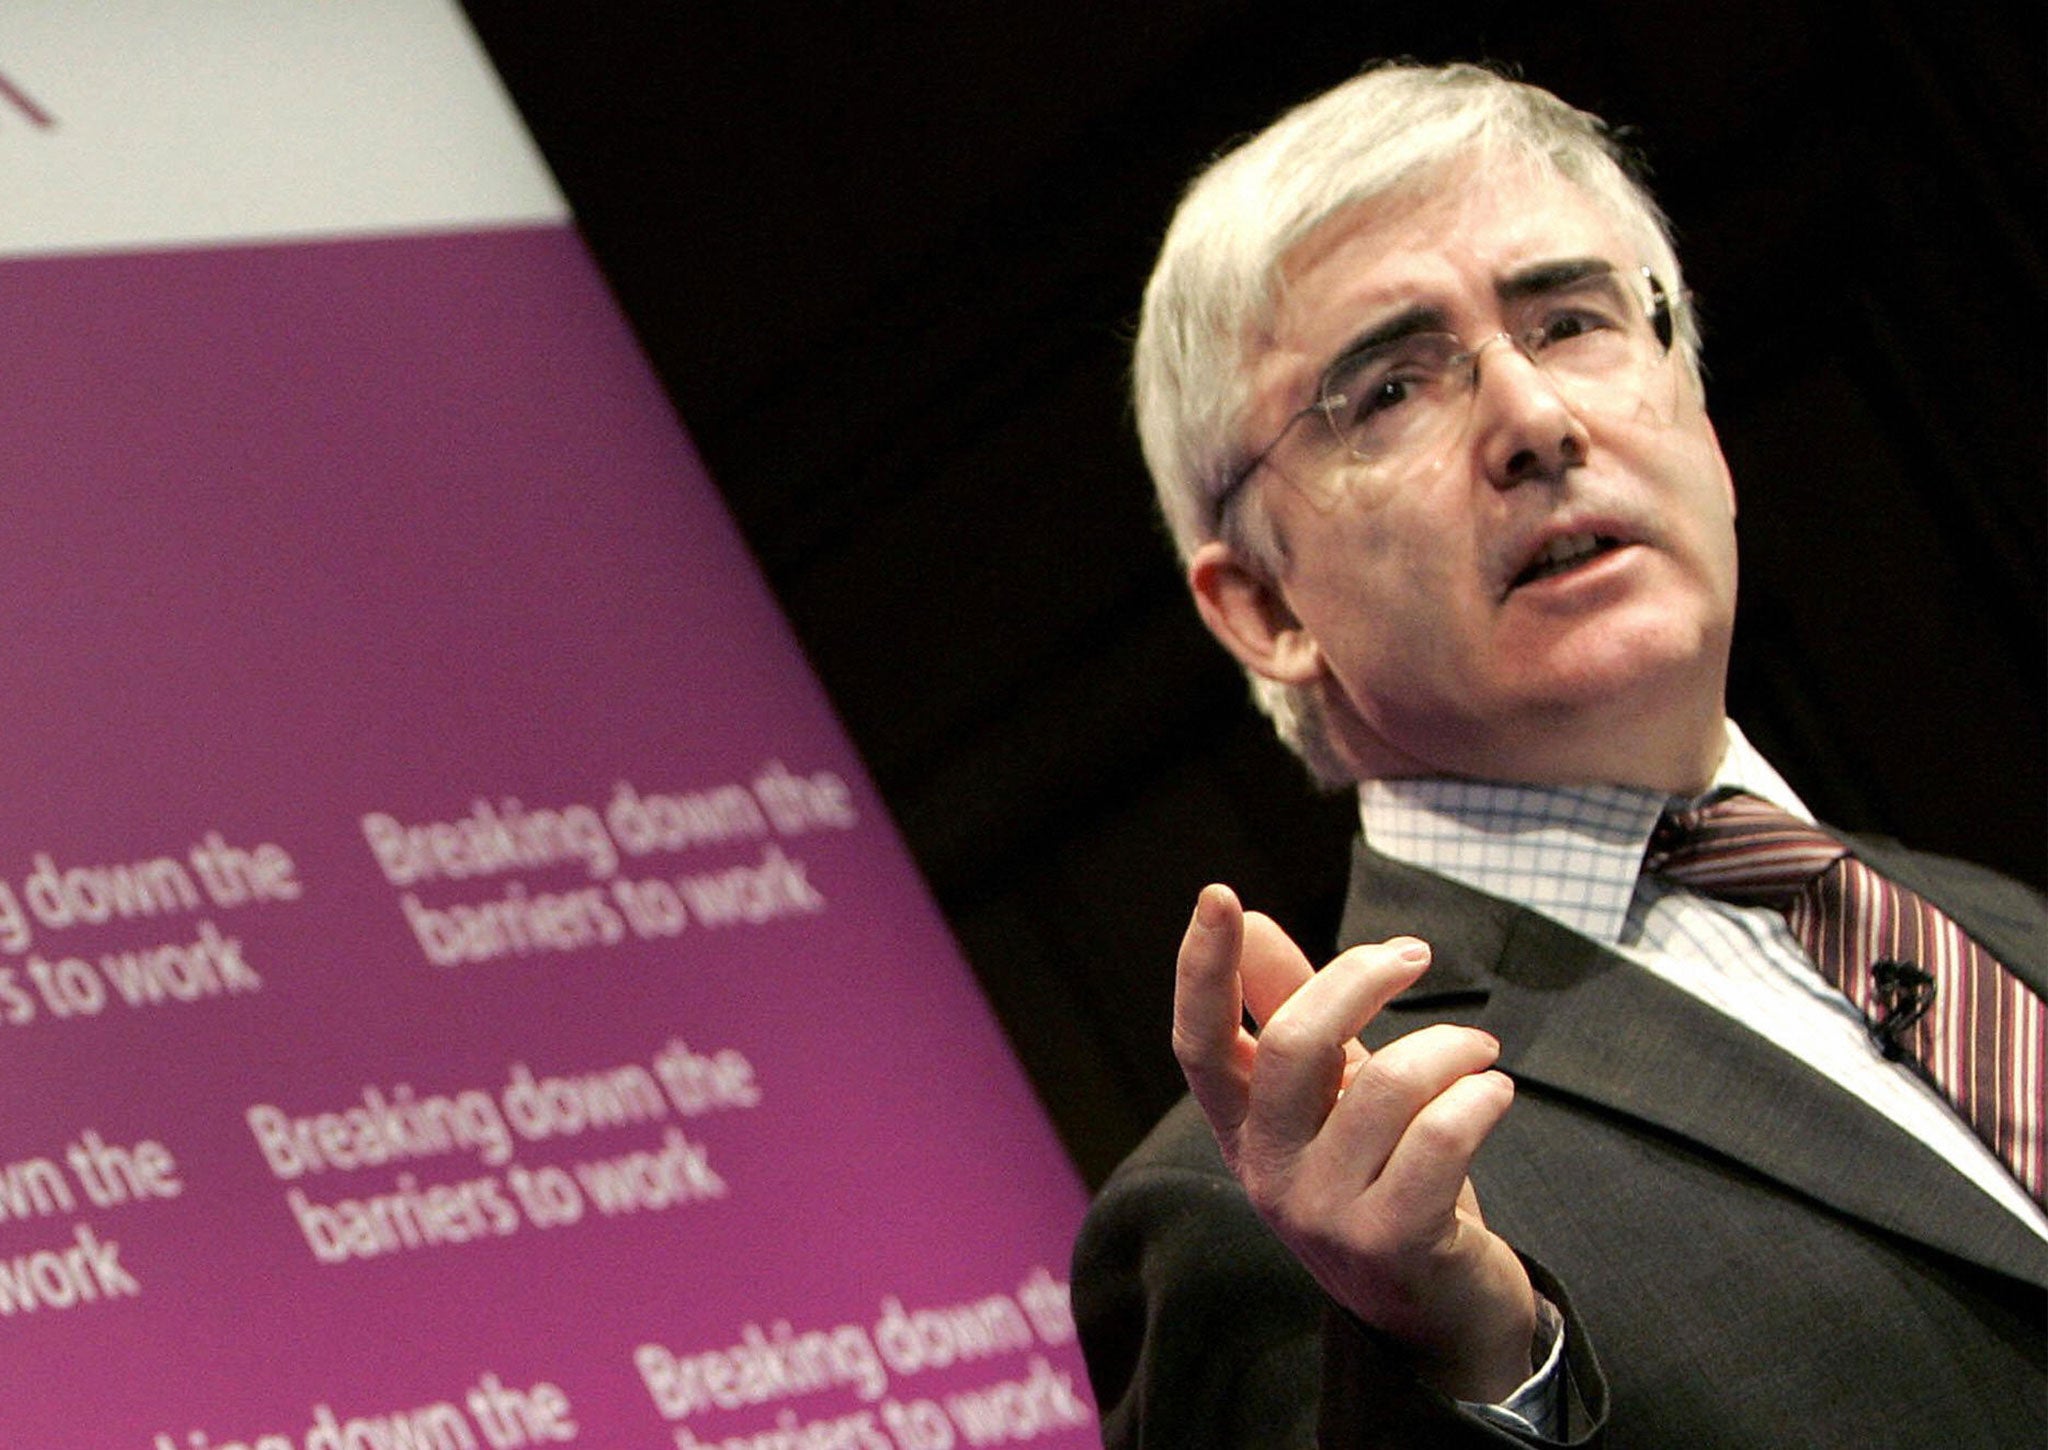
[1171, 883, 1537, 1402]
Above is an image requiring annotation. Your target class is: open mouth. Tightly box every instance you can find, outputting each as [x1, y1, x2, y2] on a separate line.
[1508, 532, 1623, 591]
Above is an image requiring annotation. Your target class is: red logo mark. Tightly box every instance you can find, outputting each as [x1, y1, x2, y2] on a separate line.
[0, 69, 55, 129]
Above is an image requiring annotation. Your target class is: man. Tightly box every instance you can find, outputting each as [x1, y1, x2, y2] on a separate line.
[1071, 62, 2046, 1447]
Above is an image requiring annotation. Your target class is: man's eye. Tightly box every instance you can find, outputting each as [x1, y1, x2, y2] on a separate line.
[1334, 372, 1420, 426]
[1322, 334, 1459, 436]
[1534, 306, 1621, 349]
[1542, 313, 1592, 344]
[1365, 374, 1418, 413]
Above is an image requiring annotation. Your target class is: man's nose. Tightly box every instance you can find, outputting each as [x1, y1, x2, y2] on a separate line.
[1467, 336, 1589, 487]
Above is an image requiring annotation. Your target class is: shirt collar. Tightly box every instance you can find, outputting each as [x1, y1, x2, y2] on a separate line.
[1358, 722, 1814, 944]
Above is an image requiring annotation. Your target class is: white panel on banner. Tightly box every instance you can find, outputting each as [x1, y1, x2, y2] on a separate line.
[0, 2, 1096, 1446]
[0, 0, 566, 257]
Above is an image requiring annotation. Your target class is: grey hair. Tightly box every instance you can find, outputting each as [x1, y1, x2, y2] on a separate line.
[1133, 62, 1699, 785]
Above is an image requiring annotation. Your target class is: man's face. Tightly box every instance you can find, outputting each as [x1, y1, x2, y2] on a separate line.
[1217, 160, 1739, 791]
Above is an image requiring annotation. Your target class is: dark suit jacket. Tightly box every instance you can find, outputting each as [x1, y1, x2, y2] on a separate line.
[1072, 833, 2048, 1448]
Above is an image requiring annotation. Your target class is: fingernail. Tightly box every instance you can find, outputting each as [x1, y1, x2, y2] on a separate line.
[1193, 884, 1234, 929]
[1392, 936, 1430, 965]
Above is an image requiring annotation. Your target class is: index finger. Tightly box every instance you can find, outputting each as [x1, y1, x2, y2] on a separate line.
[1171, 884, 1257, 1133]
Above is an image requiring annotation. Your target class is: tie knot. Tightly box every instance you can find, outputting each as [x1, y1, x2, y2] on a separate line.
[1646, 791, 1849, 904]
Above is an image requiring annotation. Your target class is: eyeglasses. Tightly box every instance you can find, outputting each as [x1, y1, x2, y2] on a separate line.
[1215, 265, 1677, 517]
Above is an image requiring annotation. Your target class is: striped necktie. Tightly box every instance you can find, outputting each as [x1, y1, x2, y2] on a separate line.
[1645, 790, 2045, 1206]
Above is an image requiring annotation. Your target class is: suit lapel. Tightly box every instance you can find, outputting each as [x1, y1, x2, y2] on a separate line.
[1339, 839, 2048, 1290]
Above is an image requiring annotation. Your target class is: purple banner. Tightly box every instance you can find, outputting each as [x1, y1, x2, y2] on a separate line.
[0, 225, 1095, 1448]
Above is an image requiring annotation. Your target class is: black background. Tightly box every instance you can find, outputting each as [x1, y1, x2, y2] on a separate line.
[457, 1, 2043, 1184]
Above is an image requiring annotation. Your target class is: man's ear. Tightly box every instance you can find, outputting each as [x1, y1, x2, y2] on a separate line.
[1187, 541, 1326, 685]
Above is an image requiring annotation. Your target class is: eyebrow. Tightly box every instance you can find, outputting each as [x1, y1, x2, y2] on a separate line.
[1313, 257, 1626, 393]
[1496, 256, 1619, 303]
[1319, 303, 1449, 385]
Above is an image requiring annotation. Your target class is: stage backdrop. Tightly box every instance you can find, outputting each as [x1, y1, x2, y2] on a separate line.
[0, 4, 1096, 1447]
